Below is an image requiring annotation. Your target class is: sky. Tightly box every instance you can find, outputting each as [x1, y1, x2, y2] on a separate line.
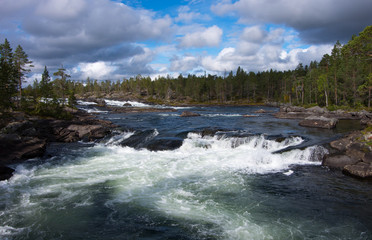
[1, 0, 371, 83]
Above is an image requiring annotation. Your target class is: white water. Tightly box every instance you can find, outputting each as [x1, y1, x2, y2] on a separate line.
[0, 133, 328, 239]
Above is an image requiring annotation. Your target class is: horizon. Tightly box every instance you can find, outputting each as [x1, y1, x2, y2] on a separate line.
[1, 0, 372, 84]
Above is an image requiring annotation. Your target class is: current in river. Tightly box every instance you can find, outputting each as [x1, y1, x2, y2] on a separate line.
[1, 101, 371, 240]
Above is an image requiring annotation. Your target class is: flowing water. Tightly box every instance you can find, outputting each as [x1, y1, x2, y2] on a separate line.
[1, 103, 371, 239]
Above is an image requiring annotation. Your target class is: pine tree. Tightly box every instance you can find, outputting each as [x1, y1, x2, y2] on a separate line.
[53, 66, 70, 105]
[14, 45, 33, 103]
[0, 39, 17, 111]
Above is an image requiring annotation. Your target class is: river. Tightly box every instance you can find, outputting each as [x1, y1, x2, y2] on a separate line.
[1, 101, 371, 239]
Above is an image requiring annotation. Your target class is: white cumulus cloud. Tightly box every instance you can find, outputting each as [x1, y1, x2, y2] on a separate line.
[179, 25, 223, 48]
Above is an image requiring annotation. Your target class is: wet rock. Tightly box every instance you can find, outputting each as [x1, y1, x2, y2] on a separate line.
[0, 166, 14, 181]
[322, 154, 360, 169]
[120, 130, 157, 149]
[180, 111, 200, 117]
[299, 116, 338, 129]
[343, 162, 372, 179]
[146, 137, 184, 151]
[95, 99, 106, 107]
[123, 103, 132, 107]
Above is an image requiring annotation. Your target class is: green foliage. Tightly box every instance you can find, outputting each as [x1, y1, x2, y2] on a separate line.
[0, 39, 18, 111]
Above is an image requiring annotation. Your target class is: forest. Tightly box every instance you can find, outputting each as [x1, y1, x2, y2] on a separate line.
[1, 25, 371, 116]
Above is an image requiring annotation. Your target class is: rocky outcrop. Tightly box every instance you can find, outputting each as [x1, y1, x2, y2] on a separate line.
[299, 116, 338, 129]
[0, 134, 47, 164]
[180, 111, 201, 117]
[323, 129, 372, 179]
[0, 110, 116, 180]
[0, 166, 14, 181]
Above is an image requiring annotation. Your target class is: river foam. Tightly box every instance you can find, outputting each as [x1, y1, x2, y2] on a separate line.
[0, 132, 330, 239]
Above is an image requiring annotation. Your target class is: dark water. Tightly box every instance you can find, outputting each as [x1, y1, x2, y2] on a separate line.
[1, 103, 371, 240]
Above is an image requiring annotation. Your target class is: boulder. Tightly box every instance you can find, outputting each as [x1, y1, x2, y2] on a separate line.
[146, 137, 184, 151]
[322, 154, 360, 169]
[330, 138, 351, 151]
[299, 116, 338, 129]
[343, 162, 372, 179]
[120, 129, 157, 149]
[254, 109, 266, 113]
[95, 99, 106, 107]
[307, 106, 328, 114]
[180, 111, 200, 117]
[0, 134, 47, 163]
[123, 103, 132, 107]
[66, 124, 108, 141]
[0, 166, 14, 181]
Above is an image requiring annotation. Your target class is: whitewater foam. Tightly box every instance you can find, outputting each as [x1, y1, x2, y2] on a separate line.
[0, 133, 328, 239]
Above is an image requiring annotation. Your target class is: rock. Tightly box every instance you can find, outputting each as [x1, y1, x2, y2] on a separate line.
[322, 154, 360, 169]
[120, 129, 157, 149]
[123, 103, 132, 107]
[67, 124, 108, 140]
[363, 152, 372, 163]
[0, 134, 47, 163]
[299, 116, 338, 129]
[286, 106, 305, 112]
[345, 143, 367, 161]
[1, 120, 31, 134]
[0, 166, 14, 181]
[254, 109, 266, 113]
[330, 137, 351, 151]
[343, 162, 372, 179]
[307, 106, 328, 114]
[243, 114, 257, 117]
[274, 111, 312, 119]
[146, 137, 184, 151]
[180, 111, 200, 117]
[95, 99, 106, 107]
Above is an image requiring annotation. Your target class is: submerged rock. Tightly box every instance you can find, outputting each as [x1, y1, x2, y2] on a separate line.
[299, 116, 338, 129]
[180, 111, 200, 117]
[120, 129, 157, 149]
[146, 137, 184, 151]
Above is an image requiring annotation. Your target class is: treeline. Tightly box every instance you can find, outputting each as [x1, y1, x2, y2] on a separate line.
[1, 26, 372, 114]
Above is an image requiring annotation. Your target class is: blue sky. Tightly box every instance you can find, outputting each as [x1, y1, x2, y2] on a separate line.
[1, 0, 371, 83]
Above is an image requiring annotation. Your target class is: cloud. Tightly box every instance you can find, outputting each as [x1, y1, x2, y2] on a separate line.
[175, 5, 211, 23]
[178, 25, 223, 48]
[0, 0, 172, 67]
[211, 0, 372, 43]
[76, 61, 116, 80]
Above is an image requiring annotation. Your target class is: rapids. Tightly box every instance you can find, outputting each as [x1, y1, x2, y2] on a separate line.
[1, 104, 371, 239]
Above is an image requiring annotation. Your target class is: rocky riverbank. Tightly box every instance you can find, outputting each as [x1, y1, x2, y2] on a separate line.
[0, 110, 117, 180]
[274, 105, 372, 178]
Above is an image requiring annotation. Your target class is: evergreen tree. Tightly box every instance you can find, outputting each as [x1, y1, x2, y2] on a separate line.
[40, 66, 52, 99]
[13, 45, 33, 102]
[0, 39, 17, 111]
[53, 66, 70, 105]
